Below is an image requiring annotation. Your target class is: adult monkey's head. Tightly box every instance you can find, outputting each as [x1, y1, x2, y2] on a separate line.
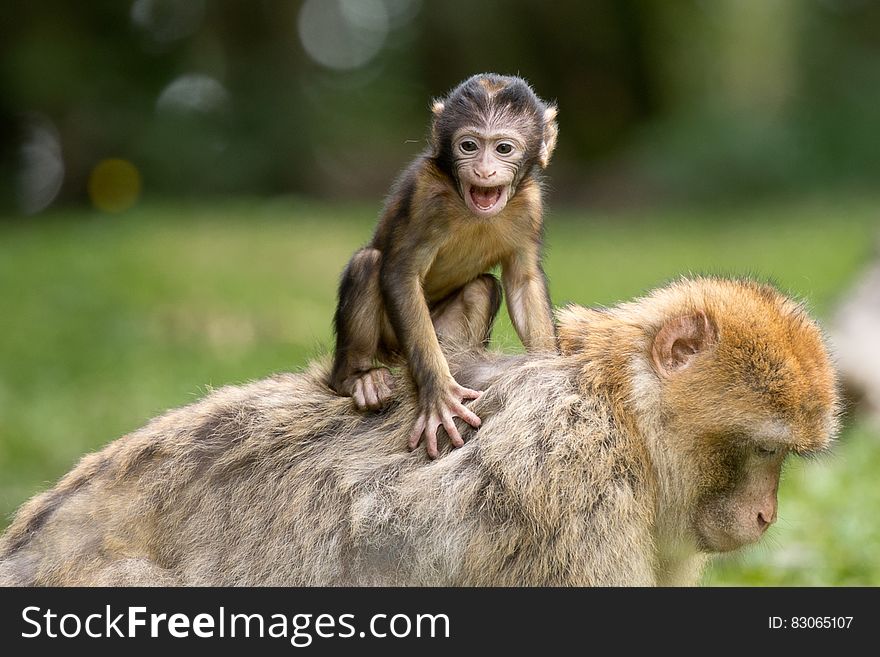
[430, 73, 558, 218]
[558, 277, 840, 557]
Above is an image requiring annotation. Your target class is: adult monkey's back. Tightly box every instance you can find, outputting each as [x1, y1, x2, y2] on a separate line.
[0, 278, 839, 586]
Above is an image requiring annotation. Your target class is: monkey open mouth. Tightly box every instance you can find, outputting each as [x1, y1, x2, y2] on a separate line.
[466, 184, 508, 216]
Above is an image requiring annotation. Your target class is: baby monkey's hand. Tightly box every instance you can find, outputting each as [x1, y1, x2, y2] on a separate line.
[408, 380, 482, 459]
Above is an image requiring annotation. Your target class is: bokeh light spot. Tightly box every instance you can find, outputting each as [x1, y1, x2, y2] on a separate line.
[131, 0, 205, 44]
[156, 73, 230, 115]
[298, 0, 389, 71]
[17, 114, 65, 215]
[88, 158, 142, 213]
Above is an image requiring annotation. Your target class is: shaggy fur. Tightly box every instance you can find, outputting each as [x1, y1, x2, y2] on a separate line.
[0, 277, 839, 586]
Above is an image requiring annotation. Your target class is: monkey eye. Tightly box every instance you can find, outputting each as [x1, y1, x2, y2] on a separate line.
[459, 140, 479, 153]
[756, 446, 780, 457]
[496, 142, 514, 155]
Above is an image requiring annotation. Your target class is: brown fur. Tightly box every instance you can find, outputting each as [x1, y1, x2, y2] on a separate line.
[0, 277, 839, 586]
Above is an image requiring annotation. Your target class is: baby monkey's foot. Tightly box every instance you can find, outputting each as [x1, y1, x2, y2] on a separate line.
[347, 368, 394, 411]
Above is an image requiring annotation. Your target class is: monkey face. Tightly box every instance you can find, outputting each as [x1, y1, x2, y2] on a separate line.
[429, 74, 558, 217]
[451, 130, 523, 217]
[692, 442, 785, 553]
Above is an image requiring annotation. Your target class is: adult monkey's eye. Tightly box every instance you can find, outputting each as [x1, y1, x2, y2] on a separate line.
[496, 142, 514, 155]
[756, 446, 779, 457]
[460, 140, 478, 153]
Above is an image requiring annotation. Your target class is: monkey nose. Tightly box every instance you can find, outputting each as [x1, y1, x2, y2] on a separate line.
[474, 168, 497, 179]
[756, 508, 776, 531]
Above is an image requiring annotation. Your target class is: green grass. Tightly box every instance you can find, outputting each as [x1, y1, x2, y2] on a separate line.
[1, 196, 878, 585]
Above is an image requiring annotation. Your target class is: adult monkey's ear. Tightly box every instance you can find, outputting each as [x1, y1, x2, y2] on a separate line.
[651, 312, 717, 377]
[538, 105, 558, 169]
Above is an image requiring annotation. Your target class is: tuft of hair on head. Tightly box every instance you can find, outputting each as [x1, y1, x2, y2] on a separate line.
[476, 75, 509, 95]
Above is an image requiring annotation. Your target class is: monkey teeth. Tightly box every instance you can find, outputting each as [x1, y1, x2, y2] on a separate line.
[468, 185, 504, 214]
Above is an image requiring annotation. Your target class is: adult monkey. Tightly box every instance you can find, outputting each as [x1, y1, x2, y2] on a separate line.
[329, 73, 559, 458]
[0, 278, 839, 586]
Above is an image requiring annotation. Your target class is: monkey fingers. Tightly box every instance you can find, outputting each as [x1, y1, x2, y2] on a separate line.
[353, 377, 373, 410]
[410, 408, 462, 459]
[351, 368, 394, 411]
[372, 368, 395, 404]
[447, 383, 483, 428]
[408, 385, 484, 459]
[407, 415, 428, 452]
[407, 410, 446, 460]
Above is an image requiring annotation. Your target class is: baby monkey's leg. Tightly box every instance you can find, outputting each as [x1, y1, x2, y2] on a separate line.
[329, 248, 394, 410]
[432, 274, 503, 352]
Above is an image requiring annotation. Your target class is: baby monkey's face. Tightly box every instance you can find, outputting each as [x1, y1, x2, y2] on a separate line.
[452, 127, 525, 217]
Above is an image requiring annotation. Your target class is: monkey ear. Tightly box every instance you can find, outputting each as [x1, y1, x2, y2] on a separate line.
[538, 105, 558, 168]
[429, 100, 445, 149]
[651, 312, 717, 377]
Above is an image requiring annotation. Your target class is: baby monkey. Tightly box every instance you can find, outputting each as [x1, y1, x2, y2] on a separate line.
[329, 73, 558, 458]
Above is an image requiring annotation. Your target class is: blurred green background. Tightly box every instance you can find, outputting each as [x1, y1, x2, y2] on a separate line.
[1, 0, 879, 585]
